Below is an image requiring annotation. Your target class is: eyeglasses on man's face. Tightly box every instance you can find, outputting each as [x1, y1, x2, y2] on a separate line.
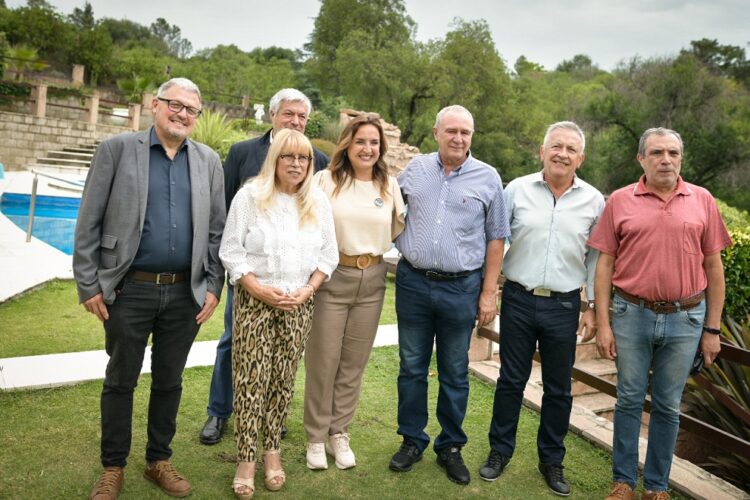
[157, 97, 202, 117]
[279, 153, 312, 166]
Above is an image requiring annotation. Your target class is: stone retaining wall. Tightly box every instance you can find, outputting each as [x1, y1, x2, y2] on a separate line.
[0, 111, 131, 171]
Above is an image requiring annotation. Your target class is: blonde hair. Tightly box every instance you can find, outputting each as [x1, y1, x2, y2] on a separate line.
[251, 128, 318, 227]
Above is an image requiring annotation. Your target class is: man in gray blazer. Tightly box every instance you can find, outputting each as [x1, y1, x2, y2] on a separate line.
[74, 77, 225, 500]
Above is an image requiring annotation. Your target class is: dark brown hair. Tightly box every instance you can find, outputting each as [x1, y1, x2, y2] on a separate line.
[328, 114, 389, 198]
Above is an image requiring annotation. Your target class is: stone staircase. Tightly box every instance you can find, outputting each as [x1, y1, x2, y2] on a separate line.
[27, 142, 97, 176]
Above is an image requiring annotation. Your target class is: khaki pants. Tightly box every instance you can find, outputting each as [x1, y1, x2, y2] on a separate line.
[303, 262, 387, 442]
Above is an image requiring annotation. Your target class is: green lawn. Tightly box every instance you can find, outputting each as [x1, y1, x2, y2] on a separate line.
[0, 278, 397, 358]
[0, 346, 622, 499]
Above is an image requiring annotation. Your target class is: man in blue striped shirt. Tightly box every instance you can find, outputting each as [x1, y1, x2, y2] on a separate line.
[388, 105, 510, 486]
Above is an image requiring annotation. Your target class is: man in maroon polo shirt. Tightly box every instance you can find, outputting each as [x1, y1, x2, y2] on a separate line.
[588, 127, 731, 500]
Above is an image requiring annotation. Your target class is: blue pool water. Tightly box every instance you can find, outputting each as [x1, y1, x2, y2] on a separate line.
[0, 193, 80, 255]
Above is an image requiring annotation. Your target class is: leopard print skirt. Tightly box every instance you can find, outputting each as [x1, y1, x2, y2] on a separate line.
[232, 285, 313, 461]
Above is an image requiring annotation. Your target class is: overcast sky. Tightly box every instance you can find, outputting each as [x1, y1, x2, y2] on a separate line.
[8, 0, 749, 70]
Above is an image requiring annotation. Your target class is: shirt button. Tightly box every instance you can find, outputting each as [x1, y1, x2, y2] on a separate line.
[437, 220, 441, 224]
[172, 224, 177, 228]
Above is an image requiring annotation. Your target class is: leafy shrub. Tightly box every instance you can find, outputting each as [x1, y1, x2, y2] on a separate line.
[304, 110, 326, 139]
[231, 118, 271, 135]
[310, 138, 335, 158]
[723, 229, 750, 320]
[191, 109, 247, 162]
[717, 199, 750, 231]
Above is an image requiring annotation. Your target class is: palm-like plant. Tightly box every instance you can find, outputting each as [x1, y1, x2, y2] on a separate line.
[116, 74, 157, 103]
[190, 108, 247, 162]
[682, 316, 750, 491]
[3, 45, 49, 81]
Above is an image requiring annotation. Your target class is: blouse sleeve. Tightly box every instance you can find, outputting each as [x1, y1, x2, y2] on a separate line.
[314, 189, 339, 279]
[219, 187, 256, 284]
[390, 176, 406, 241]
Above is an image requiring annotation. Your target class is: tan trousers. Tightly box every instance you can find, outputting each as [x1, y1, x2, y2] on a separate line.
[232, 286, 313, 461]
[303, 262, 387, 442]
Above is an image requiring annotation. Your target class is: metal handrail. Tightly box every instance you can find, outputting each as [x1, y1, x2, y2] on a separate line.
[25, 169, 84, 242]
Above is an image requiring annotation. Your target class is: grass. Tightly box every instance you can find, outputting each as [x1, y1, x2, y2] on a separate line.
[0, 346, 623, 499]
[0, 278, 397, 358]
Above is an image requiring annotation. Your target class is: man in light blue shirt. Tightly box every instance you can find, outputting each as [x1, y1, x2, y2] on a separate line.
[479, 121, 604, 496]
[388, 105, 510, 486]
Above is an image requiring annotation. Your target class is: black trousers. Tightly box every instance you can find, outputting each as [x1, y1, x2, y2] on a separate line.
[100, 277, 200, 467]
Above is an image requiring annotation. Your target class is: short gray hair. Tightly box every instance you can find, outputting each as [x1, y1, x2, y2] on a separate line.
[638, 127, 684, 156]
[434, 105, 474, 129]
[269, 88, 312, 115]
[156, 77, 201, 102]
[542, 121, 585, 152]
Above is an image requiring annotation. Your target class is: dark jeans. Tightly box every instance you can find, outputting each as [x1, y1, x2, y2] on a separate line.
[488, 281, 580, 464]
[395, 261, 481, 453]
[100, 277, 200, 467]
[206, 284, 234, 419]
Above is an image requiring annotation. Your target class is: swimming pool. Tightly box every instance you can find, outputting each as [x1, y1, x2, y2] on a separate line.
[0, 193, 80, 255]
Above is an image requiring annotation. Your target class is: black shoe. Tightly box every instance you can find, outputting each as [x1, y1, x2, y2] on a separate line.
[538, 462, 570, 496]
[436, 446, 470, 485]
[199, 416, 227, 445]
[479, 449, 510, 482]
[281, 425, 288, 439]
[389, 440, 423, 472]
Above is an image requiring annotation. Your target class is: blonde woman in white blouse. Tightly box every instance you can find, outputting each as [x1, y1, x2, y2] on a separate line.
[219, 129, 338, 499]
[304, 114, 405, 470]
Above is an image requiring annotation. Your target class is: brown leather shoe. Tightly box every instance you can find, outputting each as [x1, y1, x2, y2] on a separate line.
[641, 491, 670, 500]
[143, 459, 192, 497]
[606, 482, 637, 500]
[89, 466, 124, 500]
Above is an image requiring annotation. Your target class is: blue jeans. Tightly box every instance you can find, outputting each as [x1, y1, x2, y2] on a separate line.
[611, 294, 705, 491]
[395, 261, 482, 453]
[488, 281, 580, 464]
[206, 284, 233, 419]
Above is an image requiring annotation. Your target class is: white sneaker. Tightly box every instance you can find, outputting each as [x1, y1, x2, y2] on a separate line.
[326, 433, 356, 469]
[306, 442, 328, 470]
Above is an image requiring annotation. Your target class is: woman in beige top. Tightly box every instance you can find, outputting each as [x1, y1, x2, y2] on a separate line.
[304, 114, 405, 470]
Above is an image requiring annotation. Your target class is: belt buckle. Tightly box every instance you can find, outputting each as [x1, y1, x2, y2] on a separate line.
[425, 270, 439, 280]
[355, 255, 372, 270]
[651, 301, 671, 313]
[532, 287, 552, 297]
[156, 273, 173, 285]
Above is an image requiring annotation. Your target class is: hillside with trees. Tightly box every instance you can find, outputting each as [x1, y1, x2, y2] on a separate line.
[1, 0, 749, 211]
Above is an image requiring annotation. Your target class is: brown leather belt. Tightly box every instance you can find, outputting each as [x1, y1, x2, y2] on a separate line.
[613, 287, 705, 314]
[338, 252, 383, 270]
[127, 269, 188, 285]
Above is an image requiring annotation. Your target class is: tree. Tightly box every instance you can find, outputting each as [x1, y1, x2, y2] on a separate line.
[306, 0, 414, 94]
[582, 54, 750, 196]
[68, 1, 93, 30]
[3, 43, 48, 80]
[682, 38, 750, 86]
[150, 17, 192, 59]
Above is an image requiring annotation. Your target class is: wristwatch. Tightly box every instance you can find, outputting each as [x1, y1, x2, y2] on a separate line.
[587, 301, 596, 311]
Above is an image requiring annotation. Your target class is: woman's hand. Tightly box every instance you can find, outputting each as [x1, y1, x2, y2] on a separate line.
[239, 273, 293, 310]
[284, 285, 315, 310]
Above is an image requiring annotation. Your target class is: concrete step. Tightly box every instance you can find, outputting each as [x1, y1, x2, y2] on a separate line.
[571, 357, 618, 396]
[35, 157, 92, 167]
[47, 150, 94, 161]
[62, 146, 96, 154]
[575, 339, 599, 362]
[27, 163, 89, 175]
[574, 391, 616, 415]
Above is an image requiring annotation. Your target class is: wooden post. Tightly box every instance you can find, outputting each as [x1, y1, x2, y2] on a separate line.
[128, 103, 141, 131]
[242, 95, 250, 110]
[86, 91, 99, 124]
[30, 84, 47, 118]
